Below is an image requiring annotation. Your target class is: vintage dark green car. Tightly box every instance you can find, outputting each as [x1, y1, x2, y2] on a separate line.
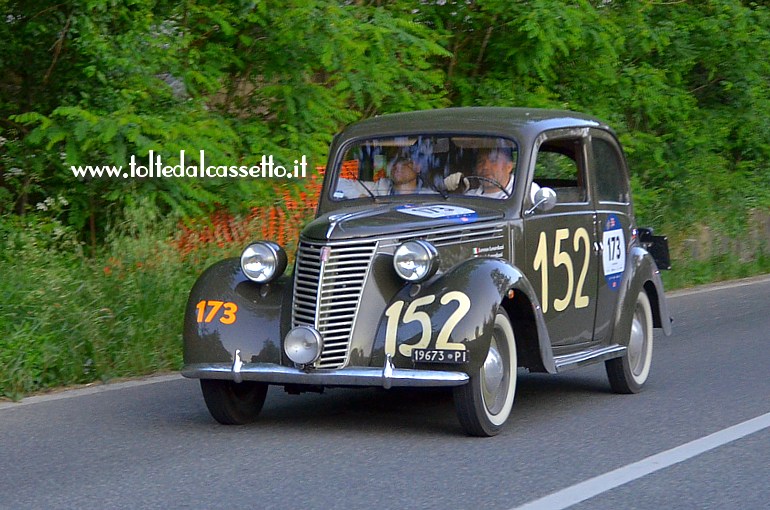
[182, 107, 672, 436]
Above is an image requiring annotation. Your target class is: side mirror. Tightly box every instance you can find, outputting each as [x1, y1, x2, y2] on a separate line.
[525, 187, 557, 215]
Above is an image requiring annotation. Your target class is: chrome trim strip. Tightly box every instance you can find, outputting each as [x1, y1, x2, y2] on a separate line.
[315, 245, 326, 333]
[181, 363, 469, 388]
[326, 208, 393, 238]
[300, 222, 506, 250]
[342, 241, 378, 368]
[553, 344, 626, 372]
[374, 229, 505, 250]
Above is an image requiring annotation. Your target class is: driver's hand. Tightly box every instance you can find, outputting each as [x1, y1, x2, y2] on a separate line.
[444, 172, 469, 191]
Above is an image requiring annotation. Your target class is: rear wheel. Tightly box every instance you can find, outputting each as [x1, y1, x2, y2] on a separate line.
[454, 308, 517, 437]
[606, 290, 654, 393]
[200, 379, 268, 425]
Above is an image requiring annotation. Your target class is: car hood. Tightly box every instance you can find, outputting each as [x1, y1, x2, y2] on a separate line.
[301, 202, 504, 241]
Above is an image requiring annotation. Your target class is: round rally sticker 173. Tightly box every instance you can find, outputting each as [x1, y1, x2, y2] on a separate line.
[602, 214, 625, 290]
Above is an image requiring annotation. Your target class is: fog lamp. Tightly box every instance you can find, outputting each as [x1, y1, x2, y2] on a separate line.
[284, 326, 324, 365]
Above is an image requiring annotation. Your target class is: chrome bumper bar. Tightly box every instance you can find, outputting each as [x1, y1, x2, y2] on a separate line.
[181, 355, 469, 389]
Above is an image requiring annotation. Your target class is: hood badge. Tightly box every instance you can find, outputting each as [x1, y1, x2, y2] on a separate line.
[320, 246, 332, 262]
[396, 204, 477, 220]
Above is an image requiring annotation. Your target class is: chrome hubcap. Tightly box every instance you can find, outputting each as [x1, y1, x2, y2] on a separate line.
[481, 334, 508, 416]
[483, 343, 504, 396]
[628, 306, 646, 376]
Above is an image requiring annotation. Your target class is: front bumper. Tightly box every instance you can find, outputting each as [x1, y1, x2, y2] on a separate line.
[181, 353, 469, 389]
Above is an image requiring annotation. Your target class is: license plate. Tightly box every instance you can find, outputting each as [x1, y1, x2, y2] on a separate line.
[411, 349, 468, 364]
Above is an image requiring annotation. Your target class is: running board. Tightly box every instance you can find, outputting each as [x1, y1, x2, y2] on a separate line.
[553, 344, 626, 372]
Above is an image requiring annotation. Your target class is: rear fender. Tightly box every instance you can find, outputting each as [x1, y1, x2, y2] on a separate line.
[183, 259, 291, 366]
[611, 247, 672, 347]
[370, 258, 554, 374]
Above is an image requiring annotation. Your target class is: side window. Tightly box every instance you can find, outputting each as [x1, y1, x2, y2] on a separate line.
[533, 139, 586, 203]
[593, 138, 630, 203]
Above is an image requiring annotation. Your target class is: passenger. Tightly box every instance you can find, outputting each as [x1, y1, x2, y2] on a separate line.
[334, 149, 424, 198]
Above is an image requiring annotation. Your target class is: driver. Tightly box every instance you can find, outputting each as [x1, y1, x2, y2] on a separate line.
[444, 148, 513, 198]
[444, 148, 539, 201]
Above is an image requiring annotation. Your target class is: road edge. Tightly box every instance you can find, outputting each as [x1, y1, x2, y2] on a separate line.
[0, 373, 182, 411]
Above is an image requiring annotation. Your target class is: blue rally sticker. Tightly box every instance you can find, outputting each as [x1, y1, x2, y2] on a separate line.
[397, 204, 478, 223]
[602, 214, 626, 290]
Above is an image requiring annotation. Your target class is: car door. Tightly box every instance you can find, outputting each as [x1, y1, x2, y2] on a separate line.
[588, 129, 634, 345]
[523, 129, 600, 348]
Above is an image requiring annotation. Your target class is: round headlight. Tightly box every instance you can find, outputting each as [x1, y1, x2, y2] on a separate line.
[393, 240, 440, 282]
[284, 326, 324, 365]
[240, 241, 287, 283]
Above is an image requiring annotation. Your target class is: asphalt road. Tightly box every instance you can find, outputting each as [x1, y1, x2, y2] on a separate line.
[2, 276, 769, 510]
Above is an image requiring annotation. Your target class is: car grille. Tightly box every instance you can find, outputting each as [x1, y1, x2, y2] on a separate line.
[292, 240, 378, 369]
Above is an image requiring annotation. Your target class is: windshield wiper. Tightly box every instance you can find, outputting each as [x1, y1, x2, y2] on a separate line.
[356, 179, 376, 199]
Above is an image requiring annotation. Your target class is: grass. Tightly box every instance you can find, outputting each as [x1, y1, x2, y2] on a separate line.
[661, 251, 770, 290]
[0, 205, 236, 400]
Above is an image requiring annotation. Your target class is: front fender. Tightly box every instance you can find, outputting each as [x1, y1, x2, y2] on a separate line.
[183, 258, 291, 366]
[370, 258, 543, 375]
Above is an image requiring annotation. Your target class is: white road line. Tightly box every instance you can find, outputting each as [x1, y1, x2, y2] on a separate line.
[0, 374, 182, 411]
[511, 411, 770, 510]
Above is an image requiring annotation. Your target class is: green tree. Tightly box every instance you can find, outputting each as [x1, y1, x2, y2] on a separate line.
[1, 0, 450, 244]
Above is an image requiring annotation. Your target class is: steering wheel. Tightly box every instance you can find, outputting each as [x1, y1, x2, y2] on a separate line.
[465, 175, 510, 198]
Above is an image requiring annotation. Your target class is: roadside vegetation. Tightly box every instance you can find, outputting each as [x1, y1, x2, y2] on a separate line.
[2, 0, 770, 398]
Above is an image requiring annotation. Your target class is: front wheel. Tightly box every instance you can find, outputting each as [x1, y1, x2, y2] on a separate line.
[454, 308, 517, 437]
[200, 379, 268, 425]
[606, 290, 654, 393]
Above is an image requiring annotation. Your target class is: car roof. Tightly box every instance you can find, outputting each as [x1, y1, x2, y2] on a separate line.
[337, 107, 608, 142]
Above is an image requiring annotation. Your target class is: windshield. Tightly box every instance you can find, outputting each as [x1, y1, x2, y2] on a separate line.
[331, 135, 518, 200]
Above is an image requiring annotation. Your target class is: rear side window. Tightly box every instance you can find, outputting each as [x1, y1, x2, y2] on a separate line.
[593, 138, 629, 203]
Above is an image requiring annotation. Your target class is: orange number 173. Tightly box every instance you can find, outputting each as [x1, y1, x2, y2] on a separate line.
[195, 300, 238, 325]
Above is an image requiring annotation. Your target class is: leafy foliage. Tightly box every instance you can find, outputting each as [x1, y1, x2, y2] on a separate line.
[4, 0, 769, 236]
[427, 0, 770, 233]
[1, 0, 450, 239]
